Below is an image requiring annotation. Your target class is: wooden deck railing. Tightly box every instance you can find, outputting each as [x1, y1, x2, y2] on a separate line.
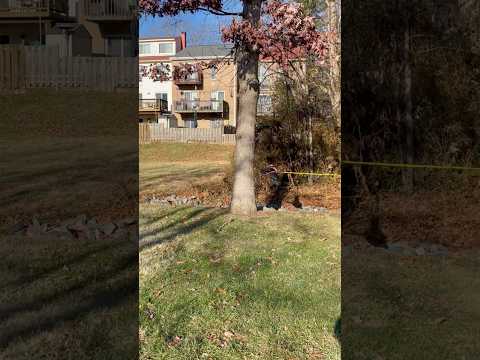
[0, 0, 68, 16]
[174, 100, 224, 113]
[139, 99, 168, 113]
[174, 71, 203, 85]
[139, 124, 236, 145]
[80, 0, 136, 20]
[0, 45, 137, 92]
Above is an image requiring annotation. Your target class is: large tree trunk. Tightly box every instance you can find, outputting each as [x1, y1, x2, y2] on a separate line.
[230, 0, 262, 216]
[402, 20, 414, 192]
[326, 0, 341, 130]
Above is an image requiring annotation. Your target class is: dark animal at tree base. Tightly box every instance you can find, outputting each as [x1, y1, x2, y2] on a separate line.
[292, 194, 303, 209]
[263, 165, 290, 210]
[365, 214, 387, 248]
[342, 86, 390, 248]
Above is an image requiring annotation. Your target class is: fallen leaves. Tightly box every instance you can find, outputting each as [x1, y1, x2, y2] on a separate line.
[167, 335, 182, 348]
[206, 330, 246, 348]
[214, 287, 227, 295]
[144, 305, 156, 320]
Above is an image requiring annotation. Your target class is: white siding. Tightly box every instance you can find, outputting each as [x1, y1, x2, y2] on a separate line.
[139, 39, 180, 113]
[139, 62, 173, 112]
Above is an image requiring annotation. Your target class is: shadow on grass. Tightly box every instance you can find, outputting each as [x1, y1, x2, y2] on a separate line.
[140, 212, 341, 358]
[139, 207, 228, 252]
[0, 234, 138, 357]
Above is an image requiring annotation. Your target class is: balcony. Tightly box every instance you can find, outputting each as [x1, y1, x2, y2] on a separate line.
[139, 99, 168, 113]
[257, 95, 273, 116]
[174, 100, 224, 114]
[80, 0, 136, 21]
[174, 71, 203, 86]
[0, 0, 68, 18]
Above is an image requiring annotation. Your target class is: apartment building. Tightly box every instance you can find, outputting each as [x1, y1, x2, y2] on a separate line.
[136, 34, 276, 128]
[0, 0, 137, 57]
[138, 33, 186, 125]
[171, 44, 237, 129]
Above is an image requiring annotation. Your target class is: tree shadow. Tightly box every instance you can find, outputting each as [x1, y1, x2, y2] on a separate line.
[140, 207, 227, 252]
[334, 317, 341, 342]
[0, 233, 138, 357]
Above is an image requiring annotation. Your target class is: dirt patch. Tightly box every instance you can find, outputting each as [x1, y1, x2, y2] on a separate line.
[141, 176, 340, 211]
[344, 188, 480, 249]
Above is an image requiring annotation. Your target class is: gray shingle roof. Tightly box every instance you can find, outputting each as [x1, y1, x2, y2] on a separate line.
[174, 44, 233, 59]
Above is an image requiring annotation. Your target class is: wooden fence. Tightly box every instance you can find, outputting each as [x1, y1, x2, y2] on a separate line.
[0, 46, 26, 92]
[0, 45, 137, 92]
[139, 124, 236, 145]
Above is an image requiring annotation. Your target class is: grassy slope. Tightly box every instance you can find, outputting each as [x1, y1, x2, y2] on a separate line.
[140, 205, 341, 360]
[343, 247, 480, 359]
[0, 90, 138, 357]
[0, 233, 137, 359]
[140, 143, 234, 198]
[0, 89, 137, 137]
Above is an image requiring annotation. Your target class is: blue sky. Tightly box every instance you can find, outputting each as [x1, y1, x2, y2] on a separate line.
[139, 2, 242, 45]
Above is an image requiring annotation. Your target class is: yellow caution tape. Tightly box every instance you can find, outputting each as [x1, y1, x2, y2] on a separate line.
[342, 160, 480, 172]
[273, 160, 480, 177]
[279, 171, 339, 177]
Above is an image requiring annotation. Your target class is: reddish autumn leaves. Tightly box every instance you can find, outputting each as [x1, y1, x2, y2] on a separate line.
[139, 0, 223, 16]
[139, 0, 330, 77]
[222, 1, 329, 68]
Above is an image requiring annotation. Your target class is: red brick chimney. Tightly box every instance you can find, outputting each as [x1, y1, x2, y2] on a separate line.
[180, 32, 187, 50]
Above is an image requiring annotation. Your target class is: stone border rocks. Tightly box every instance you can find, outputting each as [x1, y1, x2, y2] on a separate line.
[10, 215, 137, 241]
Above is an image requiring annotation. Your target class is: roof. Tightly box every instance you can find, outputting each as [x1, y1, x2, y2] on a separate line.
[174, 44, 233, 59]
[139, 56, 171, 63]
[139, 36, 179, 42]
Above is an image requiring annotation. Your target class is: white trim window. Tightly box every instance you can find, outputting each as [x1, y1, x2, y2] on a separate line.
[184, 118, 197, 128]
[139, 43, 153, 55]
[258, 95, 272, 114]
[158, 42, 175, 55]
[210, 119, 224, 128]
[211, 91, 224, 111]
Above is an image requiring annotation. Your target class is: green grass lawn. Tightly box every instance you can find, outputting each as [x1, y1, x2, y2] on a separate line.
[343, 246, 480, 359]
[0, 230, 137, 359]
[140, 205, 341, 360]
[140, 143, 233, 198]
[0, 90, 138, 357]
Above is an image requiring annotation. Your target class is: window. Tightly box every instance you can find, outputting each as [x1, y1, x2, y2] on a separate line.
[123, 39, 133, 56]
[258, 63, 271, 89]
[139, 43, 152, 55]
[107, 38, 122, 56]
[211, 66, 218, 80]
[210, 119, 224, 128]
[183, 91, 199, 101]
[156, 93, 168, 110]
[211, 91, 224, 112]
[184, 118, 197, 128]
[258, 95, 272, 114]
[156, 93, 168, 101]
[107, 37, 134, 56]
[159, 42, 174, 54]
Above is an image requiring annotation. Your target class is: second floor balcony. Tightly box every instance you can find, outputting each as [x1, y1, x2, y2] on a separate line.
[174, 71, 203, 86]
[80, 0, 136, 21]
[174, 99, 224, 114]
[0, 0, 68, 18]
[139, 98, 168, 113]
